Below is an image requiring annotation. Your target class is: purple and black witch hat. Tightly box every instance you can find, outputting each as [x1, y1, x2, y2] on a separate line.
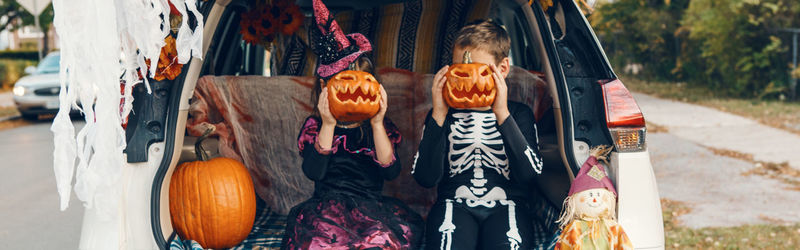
[310, 0, 373, 78]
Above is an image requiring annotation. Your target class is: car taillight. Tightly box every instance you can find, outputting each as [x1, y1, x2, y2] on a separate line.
[600, 79, 646, 152]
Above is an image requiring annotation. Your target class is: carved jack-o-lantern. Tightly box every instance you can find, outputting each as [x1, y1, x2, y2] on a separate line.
[444, 51, 496, 109]
[327, 70, 381, 122]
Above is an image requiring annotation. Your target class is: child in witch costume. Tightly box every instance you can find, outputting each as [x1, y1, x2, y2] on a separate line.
[281, 0, 423, 249]
[413, 20, 546, 250]
[553, 146, 633, 250]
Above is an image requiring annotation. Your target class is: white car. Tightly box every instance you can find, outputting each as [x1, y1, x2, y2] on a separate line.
[88, 0, 665, 249]
[12, 52, 73, 119]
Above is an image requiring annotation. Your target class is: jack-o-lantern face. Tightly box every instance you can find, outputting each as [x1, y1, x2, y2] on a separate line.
[443, 51, 496, 109]
[327, 70, 381, 122]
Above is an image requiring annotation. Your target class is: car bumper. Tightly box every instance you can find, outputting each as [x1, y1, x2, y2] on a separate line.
[609, 150, 665, 249]
[13, 95, 78, 115]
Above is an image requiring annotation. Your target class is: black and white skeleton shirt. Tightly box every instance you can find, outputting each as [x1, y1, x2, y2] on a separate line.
[412, 101, 544, 203]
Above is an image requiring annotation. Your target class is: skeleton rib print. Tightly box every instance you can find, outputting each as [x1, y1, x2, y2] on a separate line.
[448, 112, 509, 179]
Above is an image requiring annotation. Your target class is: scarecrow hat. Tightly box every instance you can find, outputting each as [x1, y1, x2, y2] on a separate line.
[568, 149, 618, 197]
[310, 0, 373, 78]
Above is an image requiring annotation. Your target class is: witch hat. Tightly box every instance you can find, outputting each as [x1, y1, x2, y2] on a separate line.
[309, 0, 373, 78]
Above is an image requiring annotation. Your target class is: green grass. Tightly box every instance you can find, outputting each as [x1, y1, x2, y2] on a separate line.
[662, 199, 800, 249]
[0, 59, 37, 89]
[621, 76, 800, 135]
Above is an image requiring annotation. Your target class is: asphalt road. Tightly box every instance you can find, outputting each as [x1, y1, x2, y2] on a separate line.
[0, 92, 13, 108]
[0, 120, 84, 249]
[648, 131, 800, 228]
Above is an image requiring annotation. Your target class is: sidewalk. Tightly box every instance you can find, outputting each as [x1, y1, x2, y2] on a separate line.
[634, 92, 800, 169]
[0, 92, 19, 122]
[0, 92, 13, 108]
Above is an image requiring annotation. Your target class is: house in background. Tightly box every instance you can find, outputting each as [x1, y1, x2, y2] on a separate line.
[4, 24, 59, 51]
[0, 30, 9, 50]
[0, 14, 59, 52]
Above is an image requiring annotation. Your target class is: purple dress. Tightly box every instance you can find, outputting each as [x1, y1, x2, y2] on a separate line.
[282, 117, 423, 250]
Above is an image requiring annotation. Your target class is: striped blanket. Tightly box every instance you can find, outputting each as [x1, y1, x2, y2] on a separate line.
[274, 0, 495, 77]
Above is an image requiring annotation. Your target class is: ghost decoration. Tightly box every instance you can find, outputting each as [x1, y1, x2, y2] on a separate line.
[554, 145, 633, 250]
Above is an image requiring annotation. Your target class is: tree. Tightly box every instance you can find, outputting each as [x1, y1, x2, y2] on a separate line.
[592, 0, 800, 99]
[0, 0, 28, 32]
[19, 3, 54, 53]
[590, 0, 691, 81]
[681, 0, 800, 97]
[1, 0, 54, 53]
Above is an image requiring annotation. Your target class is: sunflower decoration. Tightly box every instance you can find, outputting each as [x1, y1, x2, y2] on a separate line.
[256, 3, 280, 43]
[276, 1, 304, 35]
[240, 9, 263, 45]
[240, 0, 304, 46]
[148, 35, 183, 81]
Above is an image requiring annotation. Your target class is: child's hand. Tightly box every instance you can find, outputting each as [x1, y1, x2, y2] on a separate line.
[318, 87, 337, 126]
[490, 64, 510, 125]
[431, 65, 450, 126]
[371, 85, 388, 126]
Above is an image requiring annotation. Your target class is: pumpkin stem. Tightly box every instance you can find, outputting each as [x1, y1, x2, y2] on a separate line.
[463, 51, 472, 64]
[195, 125, 215, 161]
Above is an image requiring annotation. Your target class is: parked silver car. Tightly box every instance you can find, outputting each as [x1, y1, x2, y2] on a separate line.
[12, 52, 67, 119]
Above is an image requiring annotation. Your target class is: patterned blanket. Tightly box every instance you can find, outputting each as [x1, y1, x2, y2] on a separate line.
[273, 0, 495, 77]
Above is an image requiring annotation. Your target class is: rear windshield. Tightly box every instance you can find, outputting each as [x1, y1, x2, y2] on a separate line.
[37, 54, 60, 74]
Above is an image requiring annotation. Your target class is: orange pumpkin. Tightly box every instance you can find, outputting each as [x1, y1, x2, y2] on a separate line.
[327, 70, 381, 122]
[169, 128, 256, 249]
[443, 51, 496, 109]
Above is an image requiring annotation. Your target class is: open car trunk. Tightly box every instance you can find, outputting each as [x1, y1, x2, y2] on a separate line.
[126, 0, 580, 248]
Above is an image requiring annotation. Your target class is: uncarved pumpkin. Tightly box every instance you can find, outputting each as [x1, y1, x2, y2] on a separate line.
[169, 128, 256, 249]
[327, 70, 382, 122]
[444, 51, 496, 109]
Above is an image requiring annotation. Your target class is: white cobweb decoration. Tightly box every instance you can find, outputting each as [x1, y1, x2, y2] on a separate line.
[50, 0, 203, 220]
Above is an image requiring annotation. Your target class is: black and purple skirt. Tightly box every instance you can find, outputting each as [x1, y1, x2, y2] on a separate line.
[282, 191, 423, 249]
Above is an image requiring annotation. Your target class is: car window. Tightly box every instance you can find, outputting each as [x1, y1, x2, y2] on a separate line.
[491, 3, 541, 71]
[37, 54, 60, 74]
[202, 3, 267, 77]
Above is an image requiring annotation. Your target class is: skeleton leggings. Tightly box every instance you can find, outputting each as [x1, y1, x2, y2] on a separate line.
[413, 102, 545, 250]
[425, 199, 534, 250]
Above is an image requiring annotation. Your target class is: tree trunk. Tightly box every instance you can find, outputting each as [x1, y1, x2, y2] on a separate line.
[42, 25, 49, 55]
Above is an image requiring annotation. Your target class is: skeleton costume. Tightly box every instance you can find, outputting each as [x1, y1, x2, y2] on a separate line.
[413, 102, 544, 250]
[282, 0, 423, 249]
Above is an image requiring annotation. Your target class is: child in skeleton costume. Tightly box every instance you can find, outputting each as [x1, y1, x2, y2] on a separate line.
[282, 0, 423, 249]
[413, 20, 545, 250]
